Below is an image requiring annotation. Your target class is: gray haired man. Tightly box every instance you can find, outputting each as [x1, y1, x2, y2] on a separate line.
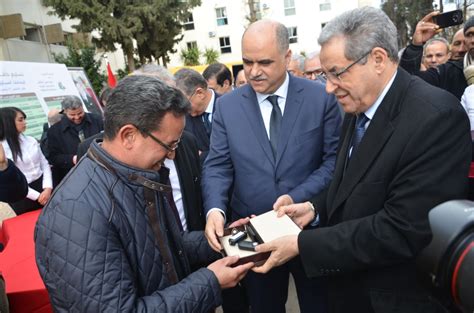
[253, 7, 470, 313]
[423, 37, 451, 69]
[288, 54, 305, 77]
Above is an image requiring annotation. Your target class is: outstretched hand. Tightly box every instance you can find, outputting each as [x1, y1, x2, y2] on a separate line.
[412, 11, 440, 46]
[275, 201, 316, 229]
[273, 194, 294, 210]
[208, 255, 254, 289]
[205, 211, 226, 252]
[252, 235, 299, 274]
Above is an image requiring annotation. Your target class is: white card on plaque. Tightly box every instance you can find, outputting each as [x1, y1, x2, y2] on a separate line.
[249, 210, 302, 242]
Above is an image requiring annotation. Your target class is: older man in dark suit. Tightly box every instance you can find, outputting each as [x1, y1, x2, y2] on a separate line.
[203, 19, 342, 313]
[253, 7, 471, 313]
[175, 69, 219, 165]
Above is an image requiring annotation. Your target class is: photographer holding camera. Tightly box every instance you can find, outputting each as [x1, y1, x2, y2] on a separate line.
[399, 12, 474, 100]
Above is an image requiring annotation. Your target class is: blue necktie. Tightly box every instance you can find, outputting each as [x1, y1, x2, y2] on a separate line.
[202, 112, 211, 136]
[268, 95, 282, 158]
[350, 113, 369, 156]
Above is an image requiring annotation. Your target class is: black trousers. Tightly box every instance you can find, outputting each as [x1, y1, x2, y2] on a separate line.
[9, 175, 43, 215]
[244, 257, 327, 313]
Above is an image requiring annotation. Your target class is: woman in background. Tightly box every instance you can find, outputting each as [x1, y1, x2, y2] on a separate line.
[0, 107, 52, 215]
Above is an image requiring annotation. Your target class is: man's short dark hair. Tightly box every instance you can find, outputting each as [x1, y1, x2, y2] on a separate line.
[174, 68, 208, 96]
[99, 86, 113, 105]
[104, 75, 190, 140]
[202, 63, 233, 87]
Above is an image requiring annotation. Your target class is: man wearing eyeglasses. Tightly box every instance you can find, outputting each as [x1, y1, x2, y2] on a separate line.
[35, 75, 254, 312]
[203, 19, 342, 313]
[303, 51, 323, 80]
[175, 68, 219, 164]
[250, 7, 471, 313]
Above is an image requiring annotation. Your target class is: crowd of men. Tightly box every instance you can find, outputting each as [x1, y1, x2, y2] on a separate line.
[1, 5, 473, 313]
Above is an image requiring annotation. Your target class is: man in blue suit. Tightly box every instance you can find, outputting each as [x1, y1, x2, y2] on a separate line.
[202, 19, 342, 313]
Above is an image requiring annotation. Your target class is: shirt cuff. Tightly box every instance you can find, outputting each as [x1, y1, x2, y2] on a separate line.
[310, 214, 320, 227]
[206, 208, 227, 224]
[27, 187, 40, 201]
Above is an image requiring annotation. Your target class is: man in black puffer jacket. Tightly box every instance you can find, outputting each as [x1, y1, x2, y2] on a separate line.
[35, 75, 253, 312]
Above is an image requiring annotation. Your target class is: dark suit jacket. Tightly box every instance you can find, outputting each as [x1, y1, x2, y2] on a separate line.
[174, 131, 205, 231]
[299, 69, 471, 313]
[47, 113, 104, 184]
[203, 75, 342, 219]
[184, 92, 220, 164]
[77, 132, 103, 161]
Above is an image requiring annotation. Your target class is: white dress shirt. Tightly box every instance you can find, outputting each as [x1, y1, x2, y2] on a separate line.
[2, 134, 53, 201]
[461, 85, 474, 130]
[204, 89, 216, 123]
[164, 158, 188, 231]
[255, 72, 290, 137]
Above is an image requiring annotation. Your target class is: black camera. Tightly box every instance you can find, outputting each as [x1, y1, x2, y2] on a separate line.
[417, 200, 474, 313]
[432, 10, 464, 28]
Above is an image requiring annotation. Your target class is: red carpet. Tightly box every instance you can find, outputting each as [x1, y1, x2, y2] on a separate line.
[0, 210, 52, 313]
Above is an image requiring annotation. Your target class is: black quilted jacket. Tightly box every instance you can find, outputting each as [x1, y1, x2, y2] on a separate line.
[35, 141, 222, 312]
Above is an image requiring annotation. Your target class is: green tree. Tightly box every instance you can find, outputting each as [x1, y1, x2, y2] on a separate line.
[203, 48, 220, 64]
[53, 41, 105, 94]
[42, 0, 200, 71]
[246, 0, 260, 24]
[42, 0, 140, 70]
[382, 0, 434, 48]
[134, 0, 200, 66]
[180, 47, 201, 66]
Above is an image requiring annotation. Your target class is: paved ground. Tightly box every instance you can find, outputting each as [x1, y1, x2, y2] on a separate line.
[0, 203, 300, 312]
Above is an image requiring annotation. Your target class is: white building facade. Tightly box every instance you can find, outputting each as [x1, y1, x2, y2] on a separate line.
[0, 0, 125, 73]
[0, 0, 76, 62]
[1, 0, 386, 71]
[167, 0, 377, 67]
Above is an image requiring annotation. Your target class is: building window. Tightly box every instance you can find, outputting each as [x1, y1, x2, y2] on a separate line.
[216, 7, 228, 26]
[219, 37, 231, 53]
[186, 41, 197, 50]
[284, 0, 296, 16]
[184, 14, 194, 31]
[320, 0, 331, 11]
[288, 27, 297, 44]
[23, 24, 44, 43]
